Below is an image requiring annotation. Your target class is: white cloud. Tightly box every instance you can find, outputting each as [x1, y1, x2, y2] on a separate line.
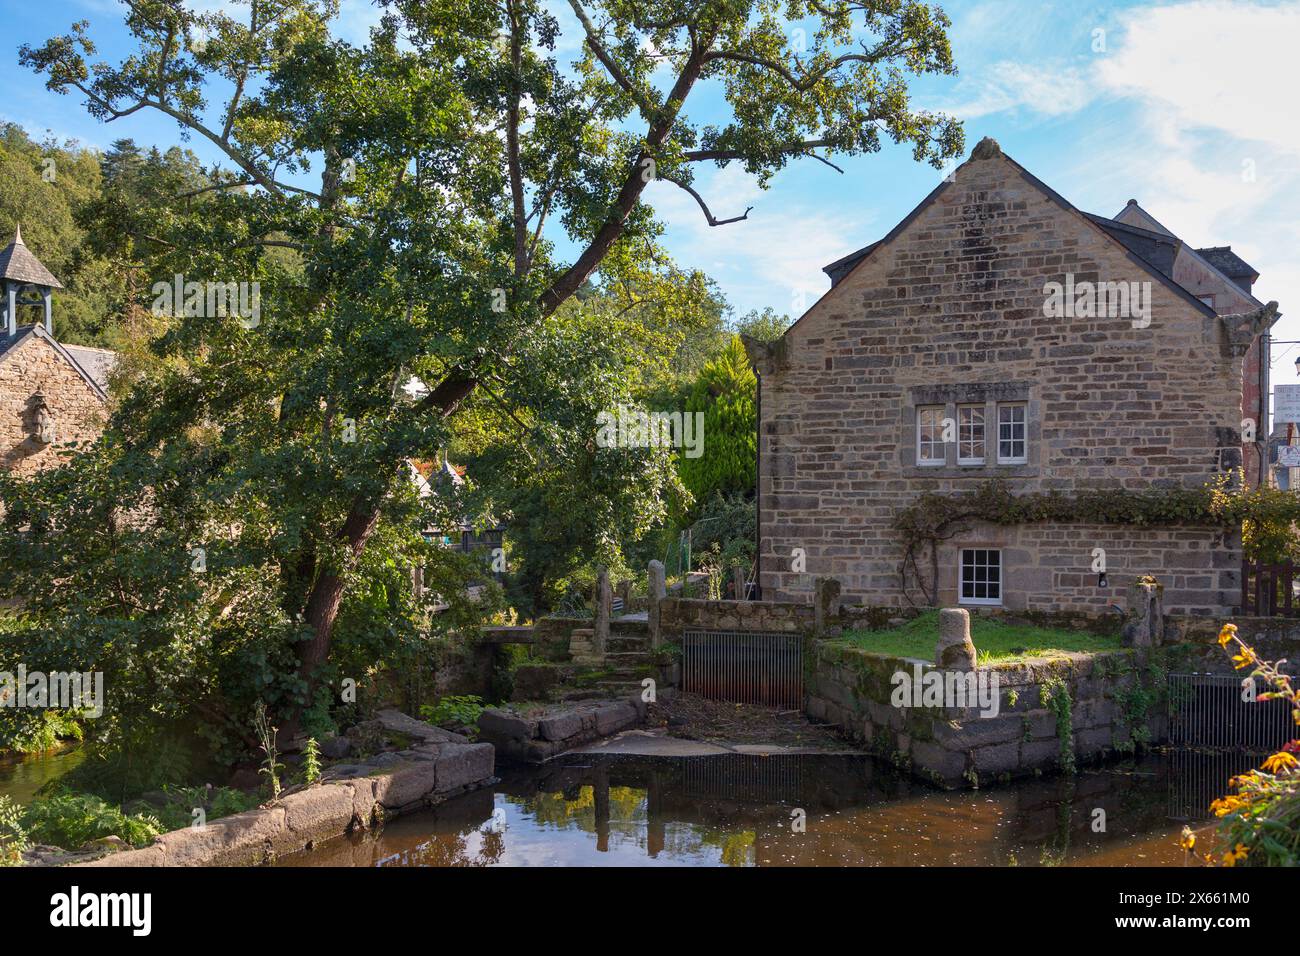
[1081, 1, 1300, 347]
[1096, 0, 1300, 156]
[945, 61, 1095, 119]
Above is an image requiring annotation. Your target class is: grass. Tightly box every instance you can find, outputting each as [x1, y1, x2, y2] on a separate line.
[839, 610, 1124, 664]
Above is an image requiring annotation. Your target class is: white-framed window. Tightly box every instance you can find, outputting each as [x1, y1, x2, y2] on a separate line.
[917, 406, 945, 466]
[997, 403, 1027, 464]
[957, 404, 985, 464]
[960, 549, 1002, 606]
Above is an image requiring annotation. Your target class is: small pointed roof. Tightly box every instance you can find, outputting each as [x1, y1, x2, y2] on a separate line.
[0, 225, 63, 289]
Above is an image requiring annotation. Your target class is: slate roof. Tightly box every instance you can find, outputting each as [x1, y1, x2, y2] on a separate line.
[63, 344, 116, 392]
[1082, 214, 1181, 279]
[1112, 201, 1263, 306]
[1197, 245, 1259, 290]
[0, 225, 63, 289]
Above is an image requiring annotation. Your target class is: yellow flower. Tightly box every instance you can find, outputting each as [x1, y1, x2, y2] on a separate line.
[1232, 649, 1256, 670]
[1218, 623, 1238, 648]
[1262, 751, 1299, 773]
[1210, 796, 1246, 817]
[1222, 844, 1249, 867]
[1180, 826, 1196, 851]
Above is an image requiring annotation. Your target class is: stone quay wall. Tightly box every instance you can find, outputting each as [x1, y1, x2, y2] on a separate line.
[79, 715, 495, 867]
[807, 642, 1179, 789]
[477, 695, 647, 763]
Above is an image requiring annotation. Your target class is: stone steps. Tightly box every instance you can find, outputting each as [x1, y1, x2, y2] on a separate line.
[606, 635, 650, 653]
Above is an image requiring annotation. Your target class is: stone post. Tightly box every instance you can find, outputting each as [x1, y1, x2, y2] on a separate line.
[935, 608, 977, 671]
[594, 566, 612, 656]
[647, 559, 666, 650]
[1122, 576, 1165, 647]
[617, 579, 631, 612]
[813, 577, 842, 637]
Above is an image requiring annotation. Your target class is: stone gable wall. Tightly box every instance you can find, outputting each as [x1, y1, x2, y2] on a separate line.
[758, 150, 1245, 614]
[0, 335, 106, 475]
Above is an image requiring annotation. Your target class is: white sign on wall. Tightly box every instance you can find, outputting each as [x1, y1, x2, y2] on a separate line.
[1276, 385, 1300, 425]
[1279, 445, 1300, 468]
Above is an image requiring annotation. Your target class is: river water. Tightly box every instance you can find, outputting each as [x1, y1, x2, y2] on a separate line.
[276, 749, 1257, 867]
[0, 745, 84, 806]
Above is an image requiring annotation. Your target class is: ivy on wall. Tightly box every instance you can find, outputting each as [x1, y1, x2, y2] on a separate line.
[892, 473, 1288, 606]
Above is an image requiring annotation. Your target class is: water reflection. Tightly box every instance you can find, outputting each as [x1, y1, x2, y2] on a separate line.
[280, 750, 1270, 868]
[0, 745, 83, 805]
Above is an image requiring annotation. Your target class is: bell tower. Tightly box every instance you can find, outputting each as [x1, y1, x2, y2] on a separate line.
[0, 224, 64, 337]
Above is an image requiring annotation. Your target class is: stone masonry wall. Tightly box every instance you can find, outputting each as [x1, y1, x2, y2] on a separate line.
[756, 143, 1245, 614]
[807, 641, 1176, 789]
[929, 523, 1238, 616]
[0, 334, 106, 474]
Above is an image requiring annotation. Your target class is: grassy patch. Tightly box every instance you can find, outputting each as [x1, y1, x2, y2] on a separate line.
[838, 610, 1123, 664]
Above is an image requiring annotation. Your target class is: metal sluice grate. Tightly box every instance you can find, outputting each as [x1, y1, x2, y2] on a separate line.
[681, 630, 803, 710]
[1167, 672, 1296, 751]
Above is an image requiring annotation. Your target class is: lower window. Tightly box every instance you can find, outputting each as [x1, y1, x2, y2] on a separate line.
[960, 549, 1002, 606]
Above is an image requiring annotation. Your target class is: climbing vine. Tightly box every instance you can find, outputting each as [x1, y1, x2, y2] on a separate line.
[1039, 677, 1076, 774]
[893, 473, 1275, 606]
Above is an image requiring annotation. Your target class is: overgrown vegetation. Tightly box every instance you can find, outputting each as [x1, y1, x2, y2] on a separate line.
[420, 695, 486, 729]
[0, 796, 26, 865]
[1039, 677, 1075, 774]
[20, 789, 162, 850]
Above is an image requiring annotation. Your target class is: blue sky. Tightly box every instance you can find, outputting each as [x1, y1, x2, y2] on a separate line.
[5, 0, 1300, 372]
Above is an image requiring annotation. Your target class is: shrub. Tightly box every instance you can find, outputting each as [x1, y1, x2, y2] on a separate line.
[151, 786, 259, 832]
[21, 790, 162, 849]
[420, 695, 485, 729]
[0, 796, 28, 865]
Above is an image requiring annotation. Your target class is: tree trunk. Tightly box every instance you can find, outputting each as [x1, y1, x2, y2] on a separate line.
[297, 501, 384, 684]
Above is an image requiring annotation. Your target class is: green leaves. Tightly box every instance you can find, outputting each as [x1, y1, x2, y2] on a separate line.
[678, 335, 756, 509]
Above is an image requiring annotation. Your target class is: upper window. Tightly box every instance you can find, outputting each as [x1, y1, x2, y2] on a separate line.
[917, 406, 945, 466]
[960, 549, 1002, 606]
[997, 403, 1027, 464]
[957, 404, 985, 464]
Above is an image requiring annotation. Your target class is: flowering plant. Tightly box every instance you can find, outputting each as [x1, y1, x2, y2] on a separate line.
[1182, 624, 1299, 867]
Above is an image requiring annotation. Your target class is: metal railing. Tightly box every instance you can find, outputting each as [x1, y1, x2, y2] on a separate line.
[681, 630, 803, 710]
[1167, 672, 1296, 750]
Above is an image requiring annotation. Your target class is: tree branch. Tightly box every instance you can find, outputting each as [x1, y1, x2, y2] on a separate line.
[505, 0, 528, 276]
[538, 31, 714, 316]
[566, 0, 660, 122]
[683, 138, 833, 163]
[660, 174, 752, 226]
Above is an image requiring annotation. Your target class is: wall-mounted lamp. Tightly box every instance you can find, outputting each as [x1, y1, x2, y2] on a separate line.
[1098, 572, 1109, 589]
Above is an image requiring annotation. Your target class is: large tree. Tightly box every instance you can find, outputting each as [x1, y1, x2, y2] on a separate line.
[15, 0, 962, 726]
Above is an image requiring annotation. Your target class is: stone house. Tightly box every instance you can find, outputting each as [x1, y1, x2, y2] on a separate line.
[748, 138, 1278, 616]
[0, 227, 113, 474]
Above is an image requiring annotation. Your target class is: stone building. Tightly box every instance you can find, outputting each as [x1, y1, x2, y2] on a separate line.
[749, 138, 1278, 616]
[0, 227, 113, 474]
